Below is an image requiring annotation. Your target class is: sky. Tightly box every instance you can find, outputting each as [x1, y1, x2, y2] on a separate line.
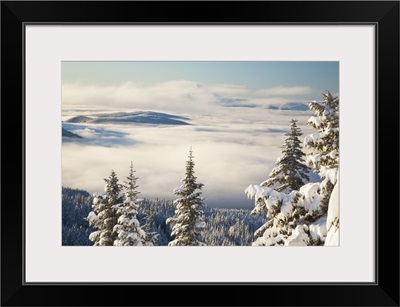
[62, 61, 339, 209]
[62, 61, 338, 94]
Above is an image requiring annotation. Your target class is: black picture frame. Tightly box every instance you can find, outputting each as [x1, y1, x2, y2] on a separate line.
[1, 1, 399, 306]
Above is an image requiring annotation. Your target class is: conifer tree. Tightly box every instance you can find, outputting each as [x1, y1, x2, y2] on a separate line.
[305, 91, 339, 212]
[167, 147, 206, 246]
[143, 203, 160, 246]
[87, 170, 122, 246]
[305, 91, 339, 172]
[263, 119, 310, 192]
[246, 91, 340, 246]
[113, 162, 149, 246]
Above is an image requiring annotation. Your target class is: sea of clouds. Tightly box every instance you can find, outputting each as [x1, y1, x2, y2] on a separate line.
[62, 80, 319, 209]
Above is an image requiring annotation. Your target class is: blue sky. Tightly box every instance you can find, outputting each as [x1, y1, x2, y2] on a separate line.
[62, 61, 339, 96]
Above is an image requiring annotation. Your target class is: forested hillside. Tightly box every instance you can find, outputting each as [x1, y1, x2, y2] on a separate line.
[62, 187, 266, 246]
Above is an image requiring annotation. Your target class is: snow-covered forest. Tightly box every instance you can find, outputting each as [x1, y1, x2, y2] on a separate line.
[62, 91, 339, 247]
[62, 187, 266, 246]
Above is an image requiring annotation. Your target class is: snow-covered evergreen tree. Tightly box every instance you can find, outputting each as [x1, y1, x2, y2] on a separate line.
[246, 92, 339, 246]
[305, 91, 339, 172]
[166, 147, 206, 246]
[112, 162, 149, 246]
[143, 202, 160, 246]
[262, 119, 310, 192]
[324, 176, 339, 245]
[64, 188, 266, 246]
[304, 91, 339, 213]
[87, 170, 122, 246]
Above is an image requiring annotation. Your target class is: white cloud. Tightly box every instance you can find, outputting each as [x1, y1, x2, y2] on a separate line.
[62, 80, 320, 209]
[63, 81, 316, 117]
[63, 80, 232, 115]
[206, 83, 249, 96]
[62, 108, 314, 209]
[255, 86, 313, 97]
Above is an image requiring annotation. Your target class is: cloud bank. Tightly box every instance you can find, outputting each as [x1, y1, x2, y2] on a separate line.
[255, 86, 313, 97]
[62, 112, 314, 209]
[62, 81, 319, 117]
[62, 80, 320, 209]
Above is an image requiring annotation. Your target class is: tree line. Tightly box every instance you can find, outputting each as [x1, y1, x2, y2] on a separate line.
[62, 190, 265, 246]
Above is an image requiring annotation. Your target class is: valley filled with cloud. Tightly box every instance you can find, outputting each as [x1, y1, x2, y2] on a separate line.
[62, 80, 318, 209]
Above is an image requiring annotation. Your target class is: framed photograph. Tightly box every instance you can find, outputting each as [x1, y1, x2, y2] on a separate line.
[1, 1, 399, 306]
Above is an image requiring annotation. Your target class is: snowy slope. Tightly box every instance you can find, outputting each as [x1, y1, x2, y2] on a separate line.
[325, 178, 339, 246]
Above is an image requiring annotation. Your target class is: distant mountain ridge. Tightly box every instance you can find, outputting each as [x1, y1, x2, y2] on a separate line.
[267, 102, 310, 111]
[65, 111, 190, 125]
[213, 93, 257, 108]
[62, 128, 82, 138]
